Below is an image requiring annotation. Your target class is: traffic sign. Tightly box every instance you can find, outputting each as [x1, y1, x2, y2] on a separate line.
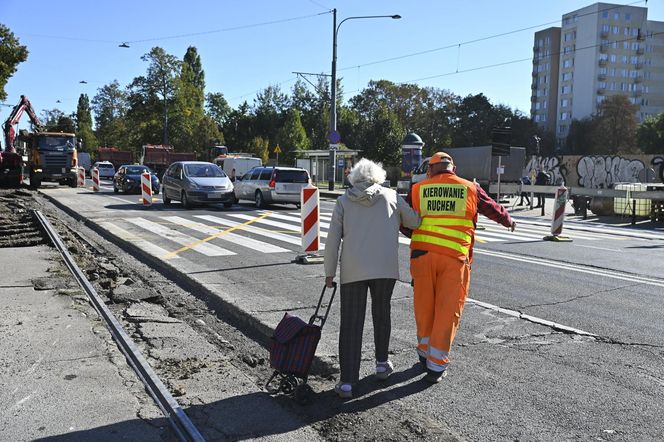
[329, 130, 341, 144]
[274, 145, 282, 154]
[329, 143, 340, 150]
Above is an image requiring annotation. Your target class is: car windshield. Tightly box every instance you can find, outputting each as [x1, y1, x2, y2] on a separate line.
[276, 170, 309, 183]
[38, 136, 76, 152]
[125, 166, 149, 174]
[97, 163, 114, 168]
[184, 164, 226, 178]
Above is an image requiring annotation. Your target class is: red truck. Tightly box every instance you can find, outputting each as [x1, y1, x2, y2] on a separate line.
[97, 147, 134, 169]
[140, 144, 196, 175]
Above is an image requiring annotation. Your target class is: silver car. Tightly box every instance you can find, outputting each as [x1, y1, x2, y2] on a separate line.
[234, 166, 310, 208]
[161, 161, 234, 209]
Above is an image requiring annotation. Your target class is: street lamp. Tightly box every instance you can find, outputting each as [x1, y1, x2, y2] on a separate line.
[328, 9, 401, 190]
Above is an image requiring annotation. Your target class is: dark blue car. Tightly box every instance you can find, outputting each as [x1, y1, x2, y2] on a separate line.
[113, 165, 160, 194]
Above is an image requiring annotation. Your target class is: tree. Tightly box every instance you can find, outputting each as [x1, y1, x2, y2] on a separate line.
[206, 92, 231, 129]
[91, 80, 129, 149]
[249, 136, 270, 164]
[278, 108, 310, 162]
[354, 103, 404, 166]
[75, 94, 97, 152]
[252, 85, 289, 146]
[452, 93, 511, 147]
[140, 47, 180, 144]
[566, 117, 596, 155]
[637, 114, 664, 154]
[0, 24, 28, 101]
[222, 101, 254, 151]
[594, 94, 638, 154]
[40, 109, 75, 133]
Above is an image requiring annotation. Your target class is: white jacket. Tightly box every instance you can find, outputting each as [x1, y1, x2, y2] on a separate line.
[324, 182, 421, 284]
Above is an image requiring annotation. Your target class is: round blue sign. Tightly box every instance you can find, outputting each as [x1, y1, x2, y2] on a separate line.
[329, 130, 341, 144]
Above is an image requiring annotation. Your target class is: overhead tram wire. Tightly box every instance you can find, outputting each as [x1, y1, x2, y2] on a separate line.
[336, 0, 646, 74]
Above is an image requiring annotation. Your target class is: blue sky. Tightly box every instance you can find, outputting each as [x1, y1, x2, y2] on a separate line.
[3, 0, 662, 129]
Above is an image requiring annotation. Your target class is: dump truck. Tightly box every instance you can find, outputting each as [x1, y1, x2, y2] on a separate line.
[140, 144, 196, 175]
[1, 95, 78, 188]
[97, 147, 134, 169]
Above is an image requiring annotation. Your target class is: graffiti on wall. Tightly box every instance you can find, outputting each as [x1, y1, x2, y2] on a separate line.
[525, 156, 567, 185]
[577, 155, 645, 188]
[653, 157, 664, 183]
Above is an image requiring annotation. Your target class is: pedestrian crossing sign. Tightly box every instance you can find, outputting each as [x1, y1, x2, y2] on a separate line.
[274, 145, 282, 154]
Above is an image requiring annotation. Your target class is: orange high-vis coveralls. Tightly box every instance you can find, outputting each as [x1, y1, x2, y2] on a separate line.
[409, 172, 478, 372]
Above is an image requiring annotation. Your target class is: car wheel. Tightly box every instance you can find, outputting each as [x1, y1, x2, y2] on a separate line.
[69, 178, 77, 188]
[233, 196, 239, 204]
[153, 187, 159, 195]
[255, 191, 265, 209]
[163, 191, 171, 205]
[223, 202, 233, 208]
[182, 191, 192, 209]
[113, 184, 119, 193]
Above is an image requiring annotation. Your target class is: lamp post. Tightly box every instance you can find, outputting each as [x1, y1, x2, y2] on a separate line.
[328, 9, 401, 190]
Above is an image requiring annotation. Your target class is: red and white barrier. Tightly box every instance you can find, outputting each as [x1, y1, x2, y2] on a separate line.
[544, 184, 572, 242]
[141, 171, 152, 207]
[91, 167, 100, 192]
[77, 167, 85, 187]
[301, 186, 319, 252]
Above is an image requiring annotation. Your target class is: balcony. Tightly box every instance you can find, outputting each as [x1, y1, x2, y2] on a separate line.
[531, 96, 538, 102]
[600, 31, 609, 38]
[599, 59, 607, 67]
[598, 74, 607, 81]
[637, 48, 644, 55]
[597, 88, 606, 95]
[635, 62, 643, 70]
[532, 70, 539, 77]
[637, 32, 645, 41]
[635, 76, 643, 83]
[634, 90, 643, 97]
[533, 45, 541, 52]
[599, 44, 608, 53]
[532, 83, 538, 90]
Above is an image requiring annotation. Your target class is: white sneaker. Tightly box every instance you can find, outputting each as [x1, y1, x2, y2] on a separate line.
[375, 360, 394, 381]
[334, 383, 353, 399]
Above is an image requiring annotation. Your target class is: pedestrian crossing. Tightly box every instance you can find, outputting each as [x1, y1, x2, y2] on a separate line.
[95, 209, 632, 263]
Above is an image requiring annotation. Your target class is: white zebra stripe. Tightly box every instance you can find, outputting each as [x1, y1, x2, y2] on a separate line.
[99, 222, 180, 259]
[126, 218, 235, 256]
[194, 215, 317, 248]
[161, 216, 289, 254]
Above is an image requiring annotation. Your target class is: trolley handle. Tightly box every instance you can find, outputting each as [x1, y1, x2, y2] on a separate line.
[309, 282, 337, 327]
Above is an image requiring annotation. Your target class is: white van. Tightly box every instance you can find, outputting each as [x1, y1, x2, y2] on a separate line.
[78, 152, 92, 176]
[213, 156, 262, 182]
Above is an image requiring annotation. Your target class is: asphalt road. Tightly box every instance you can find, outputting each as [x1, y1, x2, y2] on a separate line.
[40, 180, 664, 440]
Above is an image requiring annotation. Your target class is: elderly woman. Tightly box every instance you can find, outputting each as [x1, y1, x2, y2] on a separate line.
[324, 158, 421, 399]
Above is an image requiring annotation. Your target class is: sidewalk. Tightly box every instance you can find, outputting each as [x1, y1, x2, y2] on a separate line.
[0, 246, 169, 441]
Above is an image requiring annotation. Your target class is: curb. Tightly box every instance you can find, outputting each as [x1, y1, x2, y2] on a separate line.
[39, 191, 339, 377]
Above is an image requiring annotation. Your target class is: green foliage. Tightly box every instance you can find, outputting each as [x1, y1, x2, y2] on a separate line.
[594, 95, 638, 154]
[354, 103, 404, 167]
[566, 117, 596, 155]
[206, 92, 231, 129]
[278, 108, 309, 163]
[92, 80, 129, 149]
[75, 94, 97, 152]
[40, 109, 76, 133]
[0, 24, 28, 102]
[637, 114, 664, 154]
[250, 136, 270, 164]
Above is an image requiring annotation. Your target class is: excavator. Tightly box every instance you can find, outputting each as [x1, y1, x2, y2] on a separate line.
[1, 95, 78, 188]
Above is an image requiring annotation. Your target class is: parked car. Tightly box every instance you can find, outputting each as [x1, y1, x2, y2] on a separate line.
[91, 161, 116, 180]
[161, 161, 234, 209]
[113, 164, 160, 194]
[233, 166, 310, 208]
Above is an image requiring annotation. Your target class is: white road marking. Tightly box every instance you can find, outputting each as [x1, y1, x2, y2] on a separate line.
[162, 216, 289, 254]
[99, 222, 180, 259]
[475, 248, 664, 288]
[126, 218, 235, 256]
[475, 229, 542, 242]
[574, 244, 621, 252]
[195, 215, 309, 248]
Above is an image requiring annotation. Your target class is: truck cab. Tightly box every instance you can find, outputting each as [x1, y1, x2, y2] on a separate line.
[26, 131, 78, 188]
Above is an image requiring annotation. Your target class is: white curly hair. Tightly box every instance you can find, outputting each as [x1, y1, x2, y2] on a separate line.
[347, 158, 386, 186]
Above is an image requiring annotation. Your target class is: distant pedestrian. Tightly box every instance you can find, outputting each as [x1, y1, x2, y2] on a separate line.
[535, 168, 550, 207]
[324, 158, 421, 399]
[404, 152, 516, 383]
[518, 176, 531, 206]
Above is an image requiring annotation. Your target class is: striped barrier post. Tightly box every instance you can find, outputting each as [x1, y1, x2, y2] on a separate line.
[295, 185, 323, 264]
[92, 167, 100, 192]
[543, 184, 572, 242]
[141, 171, 152, 207]
[77, 167, 85, 187]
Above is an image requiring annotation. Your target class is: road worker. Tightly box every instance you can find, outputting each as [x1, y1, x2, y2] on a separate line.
[406, 152, 516, 383]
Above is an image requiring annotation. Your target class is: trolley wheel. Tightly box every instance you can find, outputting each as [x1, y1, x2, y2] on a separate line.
[294, 383, 314, 405]
[279, 375, 298, 394]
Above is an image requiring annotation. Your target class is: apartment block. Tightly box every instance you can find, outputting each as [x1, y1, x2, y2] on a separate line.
[530, 2, 664, 143]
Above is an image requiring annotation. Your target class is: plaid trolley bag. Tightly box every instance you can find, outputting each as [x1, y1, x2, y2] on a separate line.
[265, 282, 337, 402]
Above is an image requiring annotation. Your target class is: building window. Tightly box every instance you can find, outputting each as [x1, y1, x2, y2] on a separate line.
[631, 56, 639, 64]
[622, 55, 628, 64]
[563, 58, 574, 68]
[624, 27, 630, 36]
[632, 42, 640, 50]
[632, 28, 639, 36]
[612, 26, 619, 34]
[534, 115, 540, 122]
[564, 31, 575, 41]
[543, 101, 547, 109]
[610, 54, 617, 63]
[564, 45, 575, 54]
[561, 85, 572, 94]
[599, 67, 607, 75]
[624, 41, 630, 50]
[602, 24, 610, 33]
[562, 72, 573, 81]
[561, 98, 569, 107]
[609, 68, 616, 76]
[600, 53, 609, 61]
[596, 96, 606, 104]
[598, 81, 607, 89]
[614, 12, 620, 21]
[625, 13, 631, 21]
[602, 11, 609, 18]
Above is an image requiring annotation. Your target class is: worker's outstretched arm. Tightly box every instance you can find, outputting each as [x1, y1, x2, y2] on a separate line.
[476, 185, 516, 231]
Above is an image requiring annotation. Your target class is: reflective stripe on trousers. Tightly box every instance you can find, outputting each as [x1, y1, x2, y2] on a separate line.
[411, 250, 471, 372]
